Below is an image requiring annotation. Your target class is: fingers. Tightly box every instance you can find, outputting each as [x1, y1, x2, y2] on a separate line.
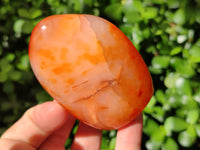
[0, 138, 35, 150]
[0, 101, 143, 150]
[0, 101, 75, 149]
[39, 113, 76, 150]
[115, 113, 143, 150]
[71, 122, 102, 150]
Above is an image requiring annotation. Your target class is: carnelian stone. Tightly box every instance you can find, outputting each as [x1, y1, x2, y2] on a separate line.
[29, 14, 153, 130]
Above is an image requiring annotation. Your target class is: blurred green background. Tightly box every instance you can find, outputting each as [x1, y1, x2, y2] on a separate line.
[0, 0, 200, 149]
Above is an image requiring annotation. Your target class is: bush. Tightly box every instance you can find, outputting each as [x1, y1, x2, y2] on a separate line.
[0, 0, 200, 149]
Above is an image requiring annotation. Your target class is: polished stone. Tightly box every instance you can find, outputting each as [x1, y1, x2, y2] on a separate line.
[29, 14, 153, 130]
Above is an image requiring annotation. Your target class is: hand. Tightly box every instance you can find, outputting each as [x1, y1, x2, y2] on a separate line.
[0, 101, 143, 150]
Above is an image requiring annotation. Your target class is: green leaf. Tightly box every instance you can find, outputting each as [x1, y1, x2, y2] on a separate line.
[149, 66, 163, 74]
[156, 42, 171, 55]
[162, 138, 179, 150]
[73, 0, 84, 12]
[189, 44, 200, 63]
[146, 139, 162, 150]
[173, 9, 186, 25]
[119, 24, 133, 34]
[152, 106, 165, 122]
[0, 58, 13, 74]
[151, 126, 166, 142]
[29, 9, 42, 19]
[186, 109, 199, 124]
[183, 98, 199, 110]
[170, 57, 195, 77]
[175, 77, 192, 96]
[72, 124, 78, 134]
[17, 54, 30, 71]
[6, 53, 15, 62]
[143, 119, 159, 135]
[178, 125, 197, 147]
[101, 137, 110, 150]
[104, 3, 123, 21]
[165, 11, 174, 22]
[194, 124, 200, 137]
[164, 117, 188, 134]
[83, 0, 93, 6]
[142, 28, 150, 39]
[13, 19, 25, 33]
[166, 0, 179, 8]
[8, 70, 22, 81]
[18, 8, 29, 18]
[132, 0, 143, 12]
[170, 47, 182, 56]
[18, 8, 42, 19]
[168, 93, 182, 108]
[144, 96, 156, 113]
[194, 88, 200, 104]
[164, 73, 179, 88]
[109, 137, 116, 150]
[155, 90, 166, 105]
[65, 138, 72, 149]
[141, 7, 158, 20]
[132, 26, 143, 44]
[152, 56, 170, 69]
[123, 2, 140, 24]
[22, 21, 35, 34]
[176, 109, 186, 118]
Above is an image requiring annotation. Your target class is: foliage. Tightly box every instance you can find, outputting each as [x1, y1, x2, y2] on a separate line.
[0, 0, 200, 149]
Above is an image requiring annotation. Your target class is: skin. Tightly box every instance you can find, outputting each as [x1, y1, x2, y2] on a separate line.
[0, 101, 143, 150]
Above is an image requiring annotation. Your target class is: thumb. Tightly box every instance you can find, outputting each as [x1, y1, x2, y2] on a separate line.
[0, 101, 75, 149]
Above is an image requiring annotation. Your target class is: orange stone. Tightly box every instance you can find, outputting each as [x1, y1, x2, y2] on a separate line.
[29, 14, 154, 130]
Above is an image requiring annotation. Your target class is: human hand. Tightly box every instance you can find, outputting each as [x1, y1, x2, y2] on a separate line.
[0, 101, 143, 150]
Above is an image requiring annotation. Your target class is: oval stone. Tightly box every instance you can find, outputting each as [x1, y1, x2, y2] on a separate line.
[29, 14, 153, 130]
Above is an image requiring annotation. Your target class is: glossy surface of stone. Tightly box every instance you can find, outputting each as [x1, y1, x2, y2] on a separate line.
[29, 14, 153, 130]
